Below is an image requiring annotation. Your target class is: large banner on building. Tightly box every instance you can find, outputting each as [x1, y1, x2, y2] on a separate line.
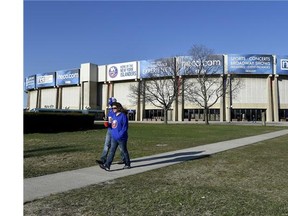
[36, 72, 55, 88]
[56, 69, 80, 86]
[228, 54, 273, 74]
[25, 75, 36, 90]
[276, 55, 288, 75]
[140, 57, 174, 78]
[177, 55, 224, 75]
[107, 61, 137, 81]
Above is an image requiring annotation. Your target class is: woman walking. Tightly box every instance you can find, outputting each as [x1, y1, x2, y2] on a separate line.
[99, 102, 131, 171]
[96, 97, 125, 165]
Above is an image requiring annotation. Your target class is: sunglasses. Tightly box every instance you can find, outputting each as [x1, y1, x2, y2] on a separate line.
[112, 107, 118, 110]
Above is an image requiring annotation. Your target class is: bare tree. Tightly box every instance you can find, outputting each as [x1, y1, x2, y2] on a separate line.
[130, 45, 242, 125]
[129, 57, 184, 124]
[182, 44, 241, 125]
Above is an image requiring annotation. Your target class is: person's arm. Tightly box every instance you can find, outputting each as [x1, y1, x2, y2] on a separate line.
[115, 114, 128, 140]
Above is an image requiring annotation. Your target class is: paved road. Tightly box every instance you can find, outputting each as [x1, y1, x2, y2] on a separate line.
[24, 129, 288, 203]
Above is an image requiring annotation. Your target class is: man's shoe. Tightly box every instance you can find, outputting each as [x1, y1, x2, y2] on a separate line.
[99, 163, 110, 171]
[117, 160, 125, 165]
[123, 165, 131, 169]
[96, 159, 104, 165]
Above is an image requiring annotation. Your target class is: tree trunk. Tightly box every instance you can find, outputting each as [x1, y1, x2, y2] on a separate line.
[164, 109, 168, 124]
[204, 107, 209, 125]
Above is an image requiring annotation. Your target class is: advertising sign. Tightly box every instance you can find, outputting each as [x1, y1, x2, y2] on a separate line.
[140, 57, 174, 79]
[107, 61, 137, 81]
[176, 55, 224, 75]
[228, 54, 273, 74]
[276, 55, 288, 75]
[36, 72, 55, 88]
[25, 75, 36, 90]
[56, 69, 80, 86]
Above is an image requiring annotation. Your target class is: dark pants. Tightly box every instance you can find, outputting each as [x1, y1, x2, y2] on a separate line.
[100, 129, 124, 163]
[105, 138, 130, 168]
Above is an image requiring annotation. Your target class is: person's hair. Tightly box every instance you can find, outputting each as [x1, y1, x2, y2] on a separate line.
[111, 102, 128, 114]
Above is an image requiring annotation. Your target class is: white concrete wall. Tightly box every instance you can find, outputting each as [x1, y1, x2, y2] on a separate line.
[40, 88, 57, 108]
[80, 63, 98, 82]
[98, 65, 106, 82]
[28, 91, 38, 109]
[232, 77, 267, 108]
[62, 86, 81, 109]
[113, 81, 137, 110]
[278, 78, 288, 108]
[183, 77, 222, 109]
[80, 63, 98, 109]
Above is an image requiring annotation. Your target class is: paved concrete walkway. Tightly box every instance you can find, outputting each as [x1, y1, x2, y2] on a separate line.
[24, 129, 288, 203]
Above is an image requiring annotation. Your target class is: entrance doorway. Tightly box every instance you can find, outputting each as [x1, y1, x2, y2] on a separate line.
[127, 110, 136, 121]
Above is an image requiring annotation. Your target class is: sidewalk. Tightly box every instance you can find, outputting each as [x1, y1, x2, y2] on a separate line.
[24, 129, 288, 203]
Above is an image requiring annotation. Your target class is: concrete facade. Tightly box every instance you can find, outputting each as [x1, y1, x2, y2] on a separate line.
[25, 55, 288, 122]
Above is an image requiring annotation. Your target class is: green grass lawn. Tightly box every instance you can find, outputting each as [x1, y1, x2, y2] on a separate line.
[24, 123, 285, 178]
[24, 130, 288, 215]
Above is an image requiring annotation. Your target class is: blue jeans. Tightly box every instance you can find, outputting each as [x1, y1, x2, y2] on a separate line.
[100, 130, 111, 163]
[105, 138, 130, 169]
[100, 130, 124, 163]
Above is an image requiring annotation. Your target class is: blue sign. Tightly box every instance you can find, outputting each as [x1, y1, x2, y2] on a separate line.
[177, 55, 224, 75]
[140, 58, 174, 78]
[36, 72, 56, 88]
[56, 69, 80, 86]
[228, 54, 273, 74]
[276, 55, 288, 75]
[25, 75, 36, 90]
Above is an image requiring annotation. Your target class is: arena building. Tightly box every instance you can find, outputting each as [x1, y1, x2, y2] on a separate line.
[24, 54, 288, 122]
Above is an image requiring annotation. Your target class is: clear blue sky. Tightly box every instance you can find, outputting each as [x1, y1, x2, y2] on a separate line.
[24, 1, 288, 77]
[23, 0, 288, 105]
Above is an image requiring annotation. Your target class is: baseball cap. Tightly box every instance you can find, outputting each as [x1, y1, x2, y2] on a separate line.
[108, 97, 117, 106]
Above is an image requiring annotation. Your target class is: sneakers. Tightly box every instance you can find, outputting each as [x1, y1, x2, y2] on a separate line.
[98, 162, 130, 171]
[123, 165, 131, 169]
[99, 163, 110, 171]
[95, 159, 104, 165]
[117, 160, 125, 165]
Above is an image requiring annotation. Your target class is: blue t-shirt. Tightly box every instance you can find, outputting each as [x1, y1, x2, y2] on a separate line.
[110, 112, 128, 141]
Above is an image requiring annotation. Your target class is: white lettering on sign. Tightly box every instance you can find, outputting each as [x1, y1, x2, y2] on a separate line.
[281, 59, 288, 70]
[38, 75, 53, 84]
[58, 73, 79, 79]
[181, 60, 222, 67]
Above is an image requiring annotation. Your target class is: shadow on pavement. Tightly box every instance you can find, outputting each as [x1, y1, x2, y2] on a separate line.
[109, 151, 210, 172]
